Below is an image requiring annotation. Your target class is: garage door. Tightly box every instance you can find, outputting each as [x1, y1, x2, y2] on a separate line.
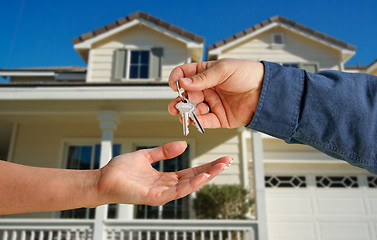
[265, 174, 377, 240]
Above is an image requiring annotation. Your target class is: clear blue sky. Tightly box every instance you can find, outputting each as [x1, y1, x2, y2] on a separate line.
[1, 0, 376, 69]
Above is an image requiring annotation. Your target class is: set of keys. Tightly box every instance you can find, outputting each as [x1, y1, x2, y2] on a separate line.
[175, 80, 205, 136]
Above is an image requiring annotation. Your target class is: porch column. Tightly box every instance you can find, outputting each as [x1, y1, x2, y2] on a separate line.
[6, 122, 18, 162]
[94, 111, 119, 240]
[238, 128, 250, 189]
[251, 131, 268, 240]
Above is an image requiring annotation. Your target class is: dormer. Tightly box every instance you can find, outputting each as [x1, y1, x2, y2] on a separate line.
[73, 12, 204, 83]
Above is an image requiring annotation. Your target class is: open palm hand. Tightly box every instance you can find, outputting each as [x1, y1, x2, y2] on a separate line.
[97, 141, 232, 206]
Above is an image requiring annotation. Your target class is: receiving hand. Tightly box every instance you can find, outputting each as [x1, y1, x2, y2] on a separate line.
[168, 58, 264, 129]
[97, 141, 232, 206]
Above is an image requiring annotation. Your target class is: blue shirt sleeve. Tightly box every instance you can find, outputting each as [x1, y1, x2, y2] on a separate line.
[247, 61, 377, 175]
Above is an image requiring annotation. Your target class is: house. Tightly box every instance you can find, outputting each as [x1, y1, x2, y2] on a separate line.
[0, 11, 256, 240]
[0, 12, 376, 240]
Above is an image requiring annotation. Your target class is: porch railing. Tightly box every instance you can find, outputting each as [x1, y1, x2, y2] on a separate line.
[0, 219, 94, 240]
[0, 219, 257, 240]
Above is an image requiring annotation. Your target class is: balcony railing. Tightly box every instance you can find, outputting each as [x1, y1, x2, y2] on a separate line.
[0, 219, 257, 240]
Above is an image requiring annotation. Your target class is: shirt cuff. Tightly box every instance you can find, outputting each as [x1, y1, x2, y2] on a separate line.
[246, 61, 305, 142]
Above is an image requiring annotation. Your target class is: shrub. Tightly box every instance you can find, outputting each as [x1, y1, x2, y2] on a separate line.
[193, 184, 254, 219]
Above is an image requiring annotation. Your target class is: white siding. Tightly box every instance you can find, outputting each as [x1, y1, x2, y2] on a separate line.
[218, 26, 342, 71]
[196, 133, 242, 185]
[88, 24, 188, 82]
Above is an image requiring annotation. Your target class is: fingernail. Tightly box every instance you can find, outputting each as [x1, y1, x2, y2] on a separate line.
[181, 78, 192, 84]
[224, 159, 233, 170]
[204, 173, 211, 178]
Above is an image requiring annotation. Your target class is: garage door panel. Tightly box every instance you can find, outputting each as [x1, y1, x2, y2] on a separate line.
[269, 222, 315, 240]
[267, 196, 312, 214]
[369, 197, 377, 214]
[319, 223, 370, 240]
[316, 197, 366, 215]
[265, 173, 377, 239]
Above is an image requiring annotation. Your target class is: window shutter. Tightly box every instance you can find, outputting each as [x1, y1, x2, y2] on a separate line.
[114, 49, 127, 81]
[150, 47, 163, 80]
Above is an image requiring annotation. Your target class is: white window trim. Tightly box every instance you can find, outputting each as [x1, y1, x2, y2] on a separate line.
[271, 33, 285, 49]
[123, 49, 153, 81]
[121, 44, 156, 82]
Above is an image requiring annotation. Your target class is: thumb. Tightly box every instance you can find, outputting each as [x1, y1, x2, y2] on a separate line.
[178, 60, 230, 92]
[145, 141, 187, 164]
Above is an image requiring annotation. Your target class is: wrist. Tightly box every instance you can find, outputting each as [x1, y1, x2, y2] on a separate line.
[243, 61, 265, 126]
[82, 169, 103, 208]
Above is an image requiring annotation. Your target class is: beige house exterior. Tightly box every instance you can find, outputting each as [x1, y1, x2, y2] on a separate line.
[0, 13, 376, 240]
[0, 12, 257, 240]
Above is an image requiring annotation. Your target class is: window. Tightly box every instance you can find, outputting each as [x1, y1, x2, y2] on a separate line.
[135, 145, 190, 219]
[367, 176, 377, 188]
[272, 33, 284, 45]
[265, 176, 306, 188]
[282, 63, 299, 68]
[60, 143, 121, 219]
[114, 47, 163, 81]
[271, 33, 285, 49]
[316, 176, 358, 188]
[129, 50, 150, 79]
[282, 62, 319, 73]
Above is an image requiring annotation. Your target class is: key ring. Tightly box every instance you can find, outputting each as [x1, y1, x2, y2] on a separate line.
[176, 80, 188, 102]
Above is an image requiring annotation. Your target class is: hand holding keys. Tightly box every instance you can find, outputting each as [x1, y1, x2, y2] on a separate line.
[175, 80, 205, 136]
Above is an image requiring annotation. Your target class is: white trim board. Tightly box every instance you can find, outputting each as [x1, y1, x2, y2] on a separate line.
[0, 86, 176, 100]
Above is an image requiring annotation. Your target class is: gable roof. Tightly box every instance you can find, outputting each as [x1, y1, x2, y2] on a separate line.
[0, 66, 86, 73]
[345, 59, 377, 74]
[73, 11, 205, 63]
[207, 15, 356, 59]
[73, 11, 204, 44]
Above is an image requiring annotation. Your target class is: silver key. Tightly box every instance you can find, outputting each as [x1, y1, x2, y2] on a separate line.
[175, 100, 205, 136]
[175, 80, 205, 135]
[175, 101, 192, 136]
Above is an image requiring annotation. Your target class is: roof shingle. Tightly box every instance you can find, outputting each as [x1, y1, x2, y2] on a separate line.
[207, 15, 356, 52]
[73, 11, 204, 44]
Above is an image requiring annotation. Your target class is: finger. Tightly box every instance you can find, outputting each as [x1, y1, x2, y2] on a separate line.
[199, 88, 230, 128]
[186, 91, 204, 103]
[195, 113, 222, 128]
[168, 97, 182, 115]
[196, 102, 210, 115]
[168, 62, 215, 91]
[175, 160, 230, 199]
[178, 156, 232, 178]
[177, 60, 230, 92]
[157, 161, 227, 204]
[149, 157, 232, 205]
[145, 141, 187, 164]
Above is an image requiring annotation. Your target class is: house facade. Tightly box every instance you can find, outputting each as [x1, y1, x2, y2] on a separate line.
[0, 12, 376, 240]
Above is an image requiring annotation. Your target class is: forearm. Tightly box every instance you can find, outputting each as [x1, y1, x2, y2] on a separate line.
[248, 61, 377, 174]
[0, 160, 101, 215]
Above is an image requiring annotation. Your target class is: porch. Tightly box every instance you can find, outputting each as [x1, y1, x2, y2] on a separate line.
[0, 219, 257, 240]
